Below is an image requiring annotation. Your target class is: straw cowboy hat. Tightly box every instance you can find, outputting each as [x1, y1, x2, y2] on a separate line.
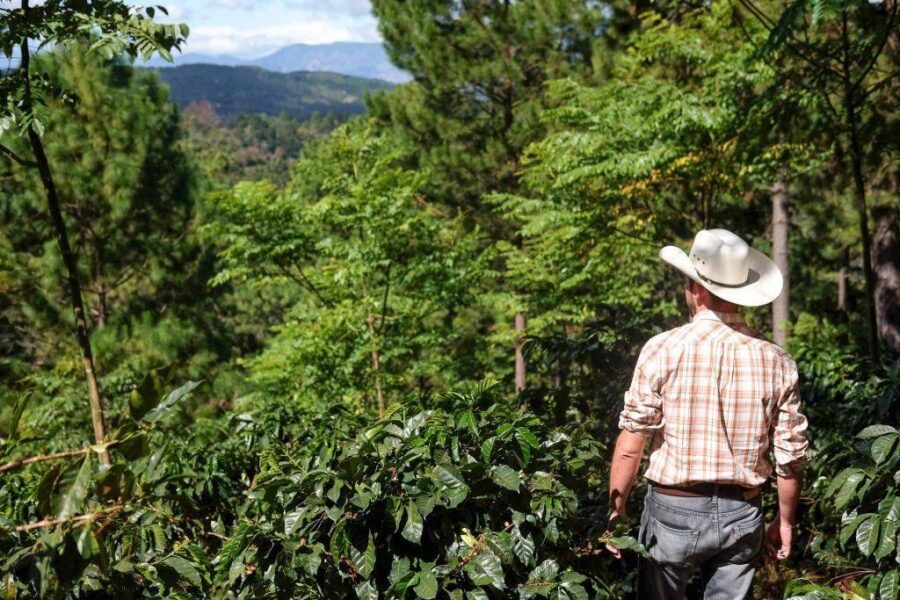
[659, 228, 784, 307]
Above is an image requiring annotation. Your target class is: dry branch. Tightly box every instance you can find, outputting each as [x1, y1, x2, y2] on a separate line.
[0, 447, 90, 475]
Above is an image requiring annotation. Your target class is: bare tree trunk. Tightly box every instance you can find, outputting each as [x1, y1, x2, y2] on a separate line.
[367, 313, 385, 417]
[873, 205, 900, 349]
[838, 265, 848, 313]
[514, 312, 527, 393]
[20, 0, 108, 463]
[771, 172, 790, 348]
[94, 245, 108, 328]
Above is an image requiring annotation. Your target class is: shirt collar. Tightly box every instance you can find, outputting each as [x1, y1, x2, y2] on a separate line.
[691, 309, 745, 325]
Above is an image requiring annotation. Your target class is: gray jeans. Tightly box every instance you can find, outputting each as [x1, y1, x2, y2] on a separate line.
[638, 486, 765, 600]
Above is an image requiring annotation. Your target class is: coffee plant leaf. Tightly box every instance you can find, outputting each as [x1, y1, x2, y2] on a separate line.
[876, 520, 897, 562]
[401, 501, 424, 544]
[857, 425, 897, 440]
[491, 464, 520, 491]
[881, 570, 899, 600]
[856, 515, 882, 558]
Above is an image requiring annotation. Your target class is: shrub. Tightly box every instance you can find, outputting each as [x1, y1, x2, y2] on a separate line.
[219, 380, 636, 598]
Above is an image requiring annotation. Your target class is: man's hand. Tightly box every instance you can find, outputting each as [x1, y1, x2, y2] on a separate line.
[765, 520, 792, 560]
[604, 511, 627, 559]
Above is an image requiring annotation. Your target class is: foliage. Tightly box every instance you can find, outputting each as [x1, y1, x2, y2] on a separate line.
[787, 420, 900, 600]
[0, 1, 188, 139]
[206, 121, 488, 410]
[212, 380, 638, 598]
[155, 64, 393, 121]
[369, 0, 605, 217]
[180, 100, 342, 187]
[0, 0, 898, 597]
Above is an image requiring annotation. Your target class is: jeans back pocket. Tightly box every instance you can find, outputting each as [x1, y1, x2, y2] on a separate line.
[645, 515, 701, 569]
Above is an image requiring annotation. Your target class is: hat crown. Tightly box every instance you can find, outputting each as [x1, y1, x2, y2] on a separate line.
[689, 229, 750, 285]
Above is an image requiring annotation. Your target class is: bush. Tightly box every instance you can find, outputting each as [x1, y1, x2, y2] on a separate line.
[0, 378, 643, 598]
[216, 380, 636, 598]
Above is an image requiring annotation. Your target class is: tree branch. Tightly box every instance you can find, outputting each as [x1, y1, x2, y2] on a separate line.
[0, 447, 89, 474]
[15, 505, 123, 532]
[851, 0, 898, 94]
[0, 143, 38, 168]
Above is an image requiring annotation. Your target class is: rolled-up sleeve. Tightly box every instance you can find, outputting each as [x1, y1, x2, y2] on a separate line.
[618, 341, 663, 438]
[772, 359, 810, 477]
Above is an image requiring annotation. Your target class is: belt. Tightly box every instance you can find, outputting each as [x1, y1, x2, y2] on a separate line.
[651, 482, 761, 501]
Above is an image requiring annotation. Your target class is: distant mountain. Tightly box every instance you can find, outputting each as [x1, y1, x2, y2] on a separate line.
[151, 64, 394, 120]
[146, 42, 410, 83]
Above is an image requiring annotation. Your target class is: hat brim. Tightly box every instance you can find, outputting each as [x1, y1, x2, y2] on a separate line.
[659, 245, 783, 307]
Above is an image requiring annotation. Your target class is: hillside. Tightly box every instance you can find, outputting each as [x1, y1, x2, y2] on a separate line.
[152, 64, 393, 120]
[146, 41, 410, 83]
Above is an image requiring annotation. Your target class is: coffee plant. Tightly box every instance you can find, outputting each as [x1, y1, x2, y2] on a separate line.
[786, 422, 900, 600]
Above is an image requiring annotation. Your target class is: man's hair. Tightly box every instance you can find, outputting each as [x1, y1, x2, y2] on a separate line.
[686, 278, 733, 307]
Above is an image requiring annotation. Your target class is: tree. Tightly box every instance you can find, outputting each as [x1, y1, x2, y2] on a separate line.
[0, 1, 188, 460]
[1, 45, 193, 331]
[370, 0, 607, 393]
[742, 0, 899, 361]
[208, 121, 485, 414]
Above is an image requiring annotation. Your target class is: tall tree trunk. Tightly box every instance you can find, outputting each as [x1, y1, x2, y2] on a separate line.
[514, 312, 527, 393]
[838, 265, 848, 313]
[93, 243, 108, 328]
[841, 12, 880, 363]
[771, 172, 790, 348]
[872, 205, 900, 349]
[367, 313, 385, 417]
[20, 1, 109, 463]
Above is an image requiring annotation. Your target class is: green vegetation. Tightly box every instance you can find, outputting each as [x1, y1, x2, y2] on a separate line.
[154, 64, 393, 120]
[0, 0, 898, 598]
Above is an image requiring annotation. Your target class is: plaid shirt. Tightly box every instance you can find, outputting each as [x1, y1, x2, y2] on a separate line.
[619, 309, 809, 487]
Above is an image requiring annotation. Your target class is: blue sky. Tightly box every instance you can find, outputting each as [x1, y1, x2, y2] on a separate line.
[157, 0, 381, 58]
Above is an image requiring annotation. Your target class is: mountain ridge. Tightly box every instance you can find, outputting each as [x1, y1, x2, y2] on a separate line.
[145, 41, 410, 83]
[150, 64, 394, 120]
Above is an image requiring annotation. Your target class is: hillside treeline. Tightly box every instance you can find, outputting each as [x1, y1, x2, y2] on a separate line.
[0, 1, 898, 598]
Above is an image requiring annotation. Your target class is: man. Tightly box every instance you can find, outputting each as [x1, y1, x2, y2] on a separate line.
[606, 229, 809, 600]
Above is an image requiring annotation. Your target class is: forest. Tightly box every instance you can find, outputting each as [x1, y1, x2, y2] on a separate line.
[0, 0, 898, 598]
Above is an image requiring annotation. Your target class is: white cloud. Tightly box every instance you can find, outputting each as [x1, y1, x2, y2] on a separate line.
[186, 17, 380, 56]
[283, 0, 371, 15]
[209, 0, 257, 9]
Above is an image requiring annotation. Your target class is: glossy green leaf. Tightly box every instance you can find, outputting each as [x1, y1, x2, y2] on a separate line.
[355, 580, 378, 600]
[402, 501, 424, 544]
[414, 571, 439, 599]
[835, 471, 867, 511]
[857, 425, 897, 439]
[529, 558, 559, 582]
[881, 570, 899, 600]
[872, 435, 899, 465]
[491, 465, 520, 491]
[857, 515, 882, 557]
[466, 548, 505, 590]
[877, 520, 898, 562]
[161, 555, 203, 589]
[608, 535, 649, 557]
[143, 380, 202, 422]
[58, 454, 92, 519]
[842, 514, 873, 548]
[511, 525, 535, 565]
[434, 464, 467, 490]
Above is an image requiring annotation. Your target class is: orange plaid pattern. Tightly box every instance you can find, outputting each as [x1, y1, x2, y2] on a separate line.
[619, 309, 809, 487]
